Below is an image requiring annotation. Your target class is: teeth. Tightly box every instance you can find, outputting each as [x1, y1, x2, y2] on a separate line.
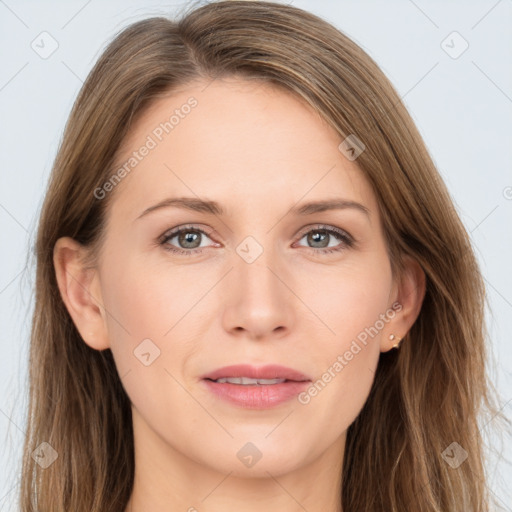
[215, 377, 286, 385]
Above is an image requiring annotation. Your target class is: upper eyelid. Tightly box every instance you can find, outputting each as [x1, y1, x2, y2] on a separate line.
[296, 224, 349, 237]
[161, 225, 215, 241]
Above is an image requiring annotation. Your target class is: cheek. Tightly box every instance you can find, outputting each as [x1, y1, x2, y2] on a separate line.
[293, 259, 391, 425]
[101, 249, 209, 340]
[299, 256, 392, 347]
[98, 251, 198, 379]
[98, 255, 206, 427]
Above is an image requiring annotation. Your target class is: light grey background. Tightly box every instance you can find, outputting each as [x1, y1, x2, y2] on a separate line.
[1, 0, 511, 509]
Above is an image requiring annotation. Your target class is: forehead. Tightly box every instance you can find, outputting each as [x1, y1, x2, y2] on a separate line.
[107, 77, 378, 221]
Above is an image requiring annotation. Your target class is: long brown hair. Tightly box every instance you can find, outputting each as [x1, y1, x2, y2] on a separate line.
[20, 1, 507, 510]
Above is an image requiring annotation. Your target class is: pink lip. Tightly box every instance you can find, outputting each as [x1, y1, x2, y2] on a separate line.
[200, 364, 311, 409]
[200, 364, 311, 382]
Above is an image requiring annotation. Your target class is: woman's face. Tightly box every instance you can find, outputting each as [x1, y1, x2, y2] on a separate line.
[75, 77, 411, 478]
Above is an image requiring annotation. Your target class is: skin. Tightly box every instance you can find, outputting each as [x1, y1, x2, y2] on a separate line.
[54, 77, 425, 512]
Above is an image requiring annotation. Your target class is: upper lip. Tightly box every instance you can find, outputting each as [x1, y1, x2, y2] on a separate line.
[201, 364, 311, 382]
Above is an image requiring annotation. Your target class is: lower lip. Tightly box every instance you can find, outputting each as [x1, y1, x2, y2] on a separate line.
[202, 379, 310, 409]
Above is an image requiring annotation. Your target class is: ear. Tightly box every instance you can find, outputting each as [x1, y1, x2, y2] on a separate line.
[381, 254, 426, 352]
[53, 236, 110, 350]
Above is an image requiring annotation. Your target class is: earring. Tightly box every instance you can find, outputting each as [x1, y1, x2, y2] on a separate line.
[389, 334, 402, 349]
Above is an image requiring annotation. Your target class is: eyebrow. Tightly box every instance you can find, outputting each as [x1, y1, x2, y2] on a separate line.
[135, 196, 370, 220]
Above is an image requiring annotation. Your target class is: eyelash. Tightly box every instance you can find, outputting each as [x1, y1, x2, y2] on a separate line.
[158, 224, 354, 257]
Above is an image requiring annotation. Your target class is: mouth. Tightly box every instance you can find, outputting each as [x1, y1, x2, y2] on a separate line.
[200, 364, 311, 409]
[205, 377, 289, 385]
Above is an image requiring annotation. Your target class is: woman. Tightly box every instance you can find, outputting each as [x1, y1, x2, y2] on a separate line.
[20, 1, 505, 510]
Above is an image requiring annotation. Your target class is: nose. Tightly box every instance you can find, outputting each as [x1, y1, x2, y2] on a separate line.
[221, 246, 295, 341]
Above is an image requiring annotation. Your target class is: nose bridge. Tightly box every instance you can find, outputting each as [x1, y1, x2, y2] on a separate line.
[235, 234, 285, 302]
[222, 233, 294, 338]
